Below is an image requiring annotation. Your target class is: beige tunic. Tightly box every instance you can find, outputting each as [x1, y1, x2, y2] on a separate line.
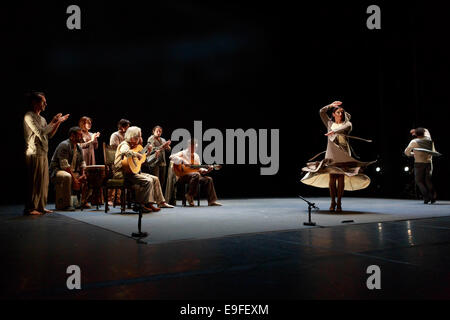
[24, 111, 56, 156]
[110, 131, 125, 148]
[23, 111, 57, 212]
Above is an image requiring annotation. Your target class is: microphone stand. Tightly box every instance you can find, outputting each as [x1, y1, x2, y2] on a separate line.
[298, 195, 319, 226]
[131, 203, 148, 238]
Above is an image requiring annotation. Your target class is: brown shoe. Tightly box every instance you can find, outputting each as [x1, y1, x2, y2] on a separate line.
[336, 203, 342, 212]
[141, 206, 152, 213]
[185, 193, 195, 207]
[208, 202, 222, 206]
[146, 203, 161, 212]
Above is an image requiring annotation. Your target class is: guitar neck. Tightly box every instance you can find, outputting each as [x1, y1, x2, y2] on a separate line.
[139, 143, 152, 154]
[189, 164, 219, 169]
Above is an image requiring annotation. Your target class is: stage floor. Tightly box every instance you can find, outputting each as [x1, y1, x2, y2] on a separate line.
[1, 197, 450, 300]
[56, 197, 450, 244]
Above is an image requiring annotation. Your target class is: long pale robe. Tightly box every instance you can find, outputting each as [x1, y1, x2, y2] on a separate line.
[301, 104, 375, 191]
[23, 111, 56, 212]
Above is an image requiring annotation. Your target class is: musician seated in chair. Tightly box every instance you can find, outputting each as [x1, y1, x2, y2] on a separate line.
[49, 126, 88, 211]
[113, 126, 173, 212]
[169, 139, 222, 207]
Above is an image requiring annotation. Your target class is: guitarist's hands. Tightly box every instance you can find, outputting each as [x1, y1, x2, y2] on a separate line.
[199, 166, 213, 175]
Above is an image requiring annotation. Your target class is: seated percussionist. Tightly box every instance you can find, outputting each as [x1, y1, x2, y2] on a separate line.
[169, 139, 222, 207]
[113, 126, 173, 212]
[49, 126, 88, 210]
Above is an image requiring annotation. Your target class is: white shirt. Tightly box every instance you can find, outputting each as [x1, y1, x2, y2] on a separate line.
[169, 149, 201, 165]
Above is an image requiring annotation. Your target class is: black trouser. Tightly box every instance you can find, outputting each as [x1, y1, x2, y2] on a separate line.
[414, 163, 436, 202]
[177, 172, 218, 204]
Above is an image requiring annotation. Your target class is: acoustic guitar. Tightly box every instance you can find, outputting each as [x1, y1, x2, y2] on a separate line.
[146, 140, 171, 168]
[121, 143, 152, 174]
[173, 163, 222, 178]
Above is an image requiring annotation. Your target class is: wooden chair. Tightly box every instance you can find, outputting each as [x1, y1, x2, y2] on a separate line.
[170, 163, 201, 207]
[102, 142, 130, 213]
[179, 182, 201, 206]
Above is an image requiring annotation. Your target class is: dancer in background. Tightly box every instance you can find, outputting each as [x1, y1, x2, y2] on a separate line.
[404, 127, 439, 204]
[24, 91, 69, 215]
[301, 101, 375, 212]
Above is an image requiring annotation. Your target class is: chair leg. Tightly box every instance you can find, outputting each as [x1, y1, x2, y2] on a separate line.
[104, 187, 109, 213]
[183, 184, 188, 207]
[96, 187, 100, 210]
[127, 189, 132, 209]
[113, 188, 118, 208]
[121, 188, 126, 214]
[78, 192, 82, 211]
[197, 184, 200, 206]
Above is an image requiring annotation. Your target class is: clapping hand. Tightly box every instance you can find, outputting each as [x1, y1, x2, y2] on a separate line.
[51, 113, 69, 125]
[59, 114, 70, 123]
[91, 132, 100, 141]
[51, 113, 62, 123]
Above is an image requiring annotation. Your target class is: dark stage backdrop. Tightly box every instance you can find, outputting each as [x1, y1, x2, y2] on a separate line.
[2, 1, 449, 205]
